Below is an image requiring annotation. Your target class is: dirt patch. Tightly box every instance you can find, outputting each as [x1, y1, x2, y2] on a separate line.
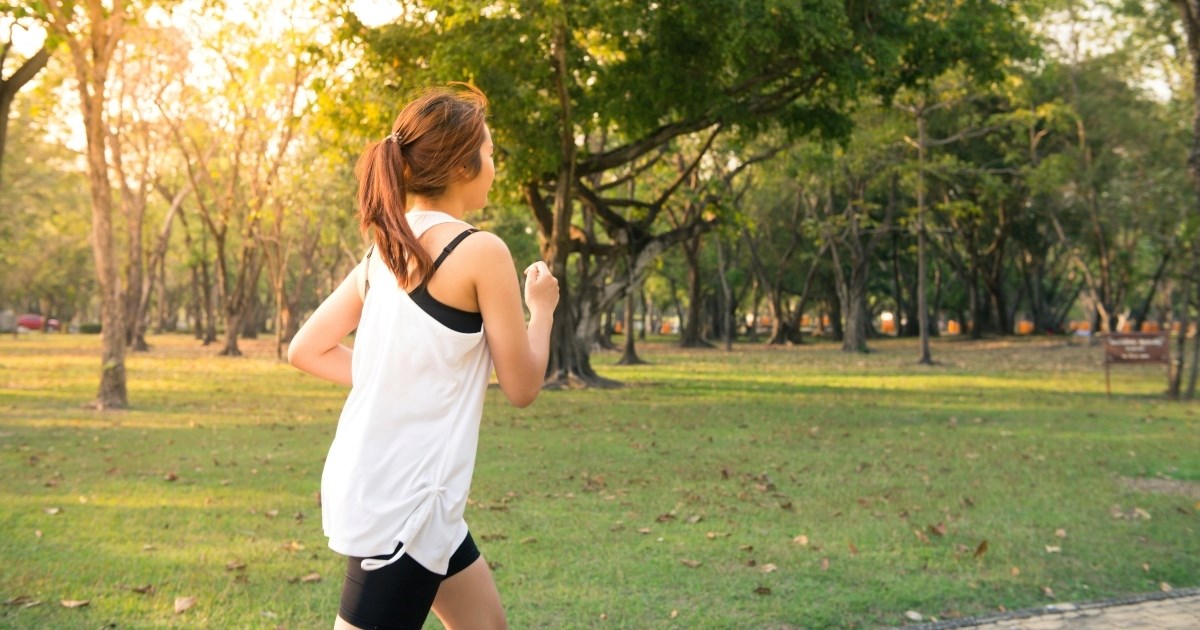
[1119, 476, 1200, 499]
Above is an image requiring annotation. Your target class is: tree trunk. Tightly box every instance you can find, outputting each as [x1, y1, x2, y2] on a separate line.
[618, 287, 647, 365]
[679, 234, 711, 348]
[842, 258, 871, 353]
[916, 112, 933, 364]
[1133, 252, 1171, 331]
[48, 2, 129, 408]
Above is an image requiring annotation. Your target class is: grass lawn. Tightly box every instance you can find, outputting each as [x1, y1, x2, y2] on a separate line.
[1, 332, 1197, 629]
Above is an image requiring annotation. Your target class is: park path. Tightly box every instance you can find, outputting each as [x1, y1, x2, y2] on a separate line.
[899, 588, 1200, 630]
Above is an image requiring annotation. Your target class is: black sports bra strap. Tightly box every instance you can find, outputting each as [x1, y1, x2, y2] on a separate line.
[429, 228, 480, 274]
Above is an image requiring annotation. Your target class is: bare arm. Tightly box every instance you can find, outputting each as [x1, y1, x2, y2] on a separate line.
[287, 262, 366, 386]
[473, 233, 558, 407]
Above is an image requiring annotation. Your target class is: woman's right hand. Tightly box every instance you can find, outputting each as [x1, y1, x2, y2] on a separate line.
[523, 261, 559, 316]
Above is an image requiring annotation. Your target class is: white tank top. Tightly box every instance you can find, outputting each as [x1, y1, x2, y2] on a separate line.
[321, 211, 492, 575]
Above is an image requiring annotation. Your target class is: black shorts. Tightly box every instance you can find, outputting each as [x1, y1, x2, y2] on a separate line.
[338, 532, 481, 630]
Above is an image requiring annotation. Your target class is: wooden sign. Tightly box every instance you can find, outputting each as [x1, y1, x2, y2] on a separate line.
[1103, 333, 1170, 396]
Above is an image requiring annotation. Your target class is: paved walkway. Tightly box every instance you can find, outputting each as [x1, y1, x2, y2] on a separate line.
[900, 588, 1200, 629]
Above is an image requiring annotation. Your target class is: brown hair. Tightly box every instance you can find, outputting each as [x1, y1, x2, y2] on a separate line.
[356, 83, 489, 287]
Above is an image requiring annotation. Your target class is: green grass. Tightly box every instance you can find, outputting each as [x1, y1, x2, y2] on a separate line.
[1, 333, 1197, 629]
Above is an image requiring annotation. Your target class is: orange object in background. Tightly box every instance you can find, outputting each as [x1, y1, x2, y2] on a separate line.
[947, 320, 961, 335]
[1141, 321, 1161, 333]
[880, 319, 895, 333]
[660, 323, 672, 334]
[1119, 321, 1133, 333]
[614, 321, 623, 334]
[1017, 320, 1034, 335]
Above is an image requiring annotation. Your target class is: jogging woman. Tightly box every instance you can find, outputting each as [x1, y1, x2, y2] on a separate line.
[288, 84, 558, 630]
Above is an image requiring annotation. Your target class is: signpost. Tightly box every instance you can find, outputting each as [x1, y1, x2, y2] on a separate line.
[1103, 333, 1170, 397]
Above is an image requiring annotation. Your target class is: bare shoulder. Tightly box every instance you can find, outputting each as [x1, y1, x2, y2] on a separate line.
[461, 230, 514, 267]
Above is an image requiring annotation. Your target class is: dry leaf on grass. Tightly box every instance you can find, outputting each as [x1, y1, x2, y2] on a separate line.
[43, 507, 61, 516]
[1055, 528, 1067, 538]
[760, 563, 778, 573]
[680, 559, 702, 568]
[300, 572, 321, 583]
[1161, 582, 1173, 592]
[975, 540, 989, 558]
[1011, 566, 1020, 577]
[226, 560, 247, 571]
[131, 584, 155, 595]
[904, 611, 923, 622]
[1041, 586, 1055, 599]
[175, 596, 197, 614]
[793, 534, 809, 546]
[754, 586, 772, 595]
[1044, 545, 1061, 554]
[60, 599, 89, 609]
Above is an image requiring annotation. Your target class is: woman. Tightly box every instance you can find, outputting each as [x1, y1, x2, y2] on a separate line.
[288, 84, 558, 630]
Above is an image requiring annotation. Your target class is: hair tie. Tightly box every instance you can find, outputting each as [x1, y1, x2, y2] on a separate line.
[386, 130, 404, 145]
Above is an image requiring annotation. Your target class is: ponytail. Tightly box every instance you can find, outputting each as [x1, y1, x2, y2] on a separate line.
[355, 84, 489, 288]
[356, 136, 431, 288]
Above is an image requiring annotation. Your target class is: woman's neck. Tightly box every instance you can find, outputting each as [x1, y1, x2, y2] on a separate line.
[408, 198, 466, 220]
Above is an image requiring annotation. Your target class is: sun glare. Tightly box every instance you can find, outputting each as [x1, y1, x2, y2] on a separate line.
[349, 0, 404, 27]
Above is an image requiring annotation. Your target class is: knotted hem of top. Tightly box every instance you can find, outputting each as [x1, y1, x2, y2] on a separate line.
[358, 485, 448, 572]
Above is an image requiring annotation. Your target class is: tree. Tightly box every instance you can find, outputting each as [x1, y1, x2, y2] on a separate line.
[159, 4, 320, 356]
[41, 0, 131, 408]
[347, 0, 1029, 385]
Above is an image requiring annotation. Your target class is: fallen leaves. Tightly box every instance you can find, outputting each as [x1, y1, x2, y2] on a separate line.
[792, 534, 809, 546]
[754, 586, 772, 595]
[174, 596, 197, 614]
[680, 559, 702, 568]
[1044, 545, 1062, 554]
[60, 599, 89, 609]
[974, 540, 988, 559]
[1110, 505, 1152, 520]
[290, 572, 321, 584]
[5, 596, 42, 609]
[43, 507, 62, 516]
[759, 563, 778, 573]
[904, 610, 923, 622]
